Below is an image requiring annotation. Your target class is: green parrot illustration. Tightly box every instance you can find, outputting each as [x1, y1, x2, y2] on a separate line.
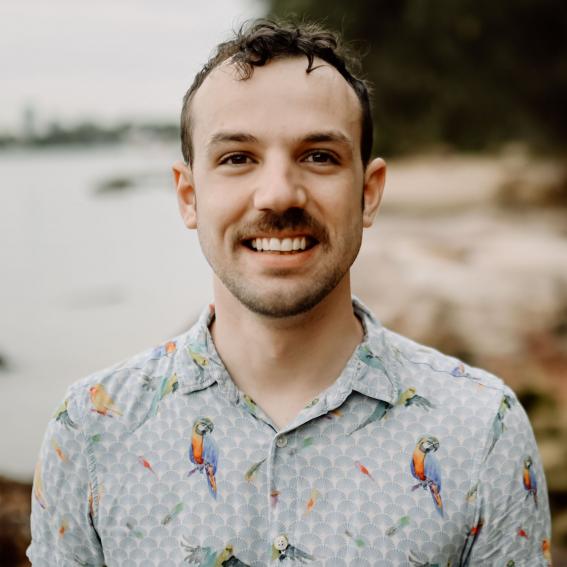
[357, 345, 390, 377]
[397, 387, 435, 411]
[349, 400, 392, 435]
[179, 537, 250, 566]
[161, 502, 183, 525]
[244, 458, 266, 482]
[148, 373, 179, 417]
[385, 515, 411, 536]
[53, 398, 78, 429]
[486, 394, 515, 457]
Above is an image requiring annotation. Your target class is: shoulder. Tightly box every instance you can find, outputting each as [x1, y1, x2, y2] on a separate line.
[386, 326, 507, 388]
[382, 326, 516, 428]
[60, 325, 204, 434]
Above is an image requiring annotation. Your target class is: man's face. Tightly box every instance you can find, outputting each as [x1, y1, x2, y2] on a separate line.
[175, 57, 384, 318]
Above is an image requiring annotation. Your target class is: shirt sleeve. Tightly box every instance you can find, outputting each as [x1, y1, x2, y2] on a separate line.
[26, 388, 106, 566]
[465, 386, 552, 566]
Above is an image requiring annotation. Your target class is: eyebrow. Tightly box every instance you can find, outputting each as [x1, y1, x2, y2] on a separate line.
[207, 132, 259, 148]
[300, 130, 353, 148]
[206, 129, 353, 149]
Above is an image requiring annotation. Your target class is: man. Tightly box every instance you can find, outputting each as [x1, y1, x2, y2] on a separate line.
[28, 19, 551, 566]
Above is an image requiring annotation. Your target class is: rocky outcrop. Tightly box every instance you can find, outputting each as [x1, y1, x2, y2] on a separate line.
[0, 476, 31, 567]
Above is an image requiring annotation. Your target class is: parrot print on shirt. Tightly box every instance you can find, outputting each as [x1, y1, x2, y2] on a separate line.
[148, 372, 179, 418]
[53, 398, 77, 429]
[188, 417, 219, 499]
[349, 400, 392, 435]
[149, 340, 177, 360]
[357, 345, 390, 377]
[180, 538, 250, 566]
[397, 387, 435, 411]
[89, 384, 122, 417]
[522, 455, 538, 508]
[486, 394, 515, 457]
[410, 436, 443, 516]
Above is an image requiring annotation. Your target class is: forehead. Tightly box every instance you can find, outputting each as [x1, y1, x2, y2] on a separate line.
[189, 56, 362, 154]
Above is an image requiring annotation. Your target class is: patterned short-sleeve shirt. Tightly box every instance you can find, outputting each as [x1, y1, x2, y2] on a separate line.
[28, 298, 552, 566]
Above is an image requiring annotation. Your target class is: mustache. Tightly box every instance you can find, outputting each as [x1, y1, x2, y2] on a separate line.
[236, 208, 329, 244]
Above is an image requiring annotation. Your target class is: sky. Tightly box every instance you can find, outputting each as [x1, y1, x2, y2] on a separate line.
[0, 0, 265, 134]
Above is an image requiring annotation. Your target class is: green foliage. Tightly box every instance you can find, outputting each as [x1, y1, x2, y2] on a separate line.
[267, 0, 567, 155]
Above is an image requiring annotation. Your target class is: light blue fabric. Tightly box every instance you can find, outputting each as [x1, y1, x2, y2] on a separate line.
[28, 298, 552, 566]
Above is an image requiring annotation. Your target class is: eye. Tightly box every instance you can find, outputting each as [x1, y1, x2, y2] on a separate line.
[303, 151, 339, 164]
[219, 153, 255, 166]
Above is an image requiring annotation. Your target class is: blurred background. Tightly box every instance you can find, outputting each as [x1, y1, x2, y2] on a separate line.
[1, 0, 566, 564]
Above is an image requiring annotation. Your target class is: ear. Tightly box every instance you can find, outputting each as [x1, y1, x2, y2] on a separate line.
[362, 157, 386, 228]
[172, 160, 197, 229]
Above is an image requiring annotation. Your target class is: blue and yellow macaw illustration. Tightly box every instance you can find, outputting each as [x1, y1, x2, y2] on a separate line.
[148, 373, 179, 417]
[53, 398, 77, 429]
[188, 417, 219, 499]
[522, 455, 538, 508]
[180, 538, 250, 566]
[357, 345, 390, 376]
[410, 435, 443, 517]
[349, 400, 392, 435]
[397, 387, 435, 411]
[486, 394, 515, 457]
[271, 534, 314, 563]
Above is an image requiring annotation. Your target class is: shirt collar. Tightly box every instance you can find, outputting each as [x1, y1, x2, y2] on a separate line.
[350, 296, 400, 405]
[177, 297, 400, 406]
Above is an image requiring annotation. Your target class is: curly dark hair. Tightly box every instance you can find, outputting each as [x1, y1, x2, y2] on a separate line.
[180, 19, 374, 166]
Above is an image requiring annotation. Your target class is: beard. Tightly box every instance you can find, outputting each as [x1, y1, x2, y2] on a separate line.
[200, 208, 362, 318]
[217, 253, 356, 318]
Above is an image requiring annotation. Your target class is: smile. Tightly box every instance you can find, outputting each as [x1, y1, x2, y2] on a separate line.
[244, 236, 317, 253]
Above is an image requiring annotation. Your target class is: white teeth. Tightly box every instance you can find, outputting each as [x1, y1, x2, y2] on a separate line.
[281, 238, 293, 252]
[250, 236, 310, 252]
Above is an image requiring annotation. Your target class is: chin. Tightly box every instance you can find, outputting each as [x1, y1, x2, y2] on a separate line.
[225, 273, 347, 319]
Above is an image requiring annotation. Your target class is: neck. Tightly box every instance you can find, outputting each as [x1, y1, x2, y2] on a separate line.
[209, 276, 363, 428]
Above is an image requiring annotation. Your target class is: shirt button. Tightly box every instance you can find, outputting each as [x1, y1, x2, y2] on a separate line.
[275, 435, 288, 448]
[273, 534, 289, 551]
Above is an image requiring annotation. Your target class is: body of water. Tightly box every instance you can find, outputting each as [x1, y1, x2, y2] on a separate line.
[0, 142, 212, 479]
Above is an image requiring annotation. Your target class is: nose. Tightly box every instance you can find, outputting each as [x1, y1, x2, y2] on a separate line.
[252, 153, 307, 212]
